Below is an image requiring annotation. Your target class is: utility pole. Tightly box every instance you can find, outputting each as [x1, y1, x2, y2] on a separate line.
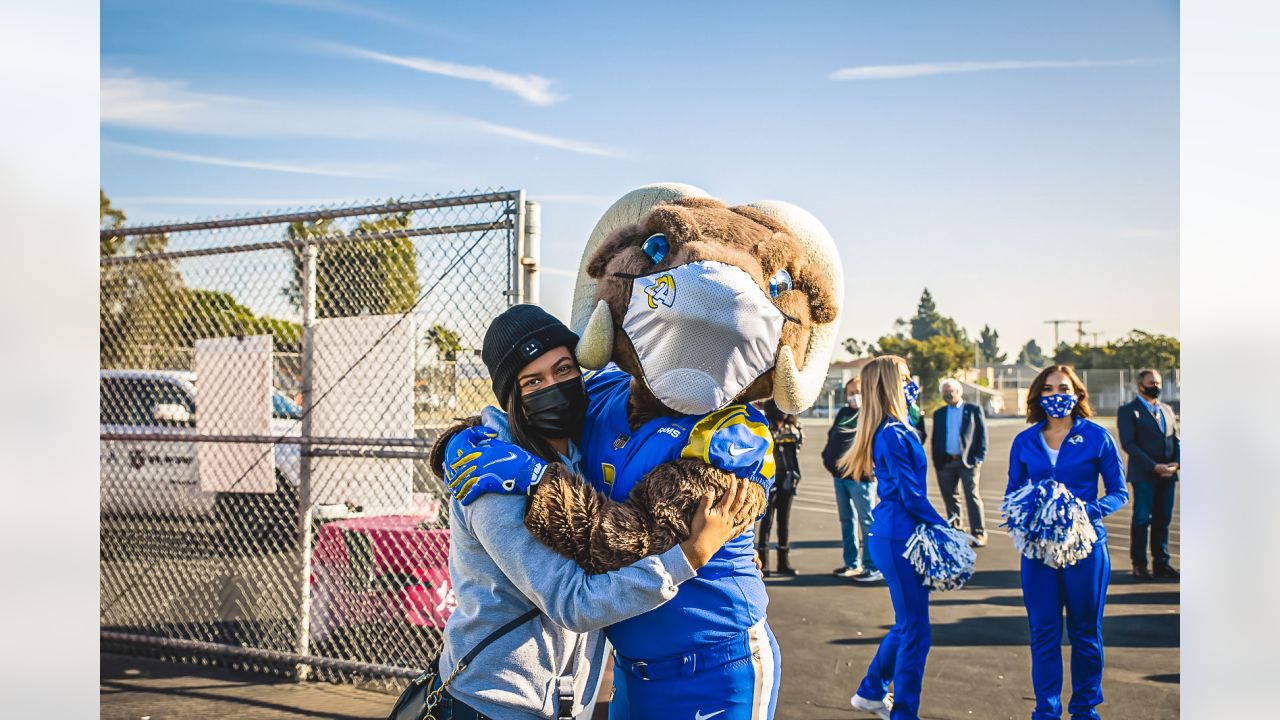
[1045, 320, 1067, 349]
[1044, 319, 1090, 348]
[1089, 331, 1105, 346]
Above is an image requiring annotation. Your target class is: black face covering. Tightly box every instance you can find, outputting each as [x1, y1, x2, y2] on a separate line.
[1140, 384, 1162, 399]
[521, 376, 588, 439]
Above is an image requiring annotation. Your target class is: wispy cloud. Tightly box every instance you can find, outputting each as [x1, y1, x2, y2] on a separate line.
[103, 140, 391, 178]
[322, 43, 563, 106]
[101, 69, 620, 157]
[257, 0, 462, 40]
[466, 120, 616, 157]
[101, 72, 266, 133]
[829, 57, 1171, 81]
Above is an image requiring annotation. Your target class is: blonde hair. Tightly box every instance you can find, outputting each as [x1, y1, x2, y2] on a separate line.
[837, 356, 910, 479]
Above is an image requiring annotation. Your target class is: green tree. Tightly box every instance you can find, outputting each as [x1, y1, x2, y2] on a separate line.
[1017, 339, 1048, 367]
[842, 337, 875, 357]
[902, 288, 967, 343]
[286, 211, 421, 318]
[873, 289, 975, 406]
[100, 189, 127, 257]
[99, 207, 186, 369]
[174, 288, 302, 354]
[876, 334, 974, 409]
[101, 192, 302, 369]
[1046, 331, 1178, 371]
[427, 324, 464, 361]
[1111, 330, 1180, 369]
[1053, 341, 1078, 366]
[977, 324, 1006, 365]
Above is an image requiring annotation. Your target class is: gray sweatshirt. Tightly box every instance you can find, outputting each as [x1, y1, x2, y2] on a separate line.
[437, 410, 695, 719]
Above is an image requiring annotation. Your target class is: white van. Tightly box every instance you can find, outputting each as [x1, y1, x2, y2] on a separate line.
[100, 369, 304, 543]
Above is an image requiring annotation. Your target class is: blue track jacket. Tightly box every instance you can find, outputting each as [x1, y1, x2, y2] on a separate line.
[578, 364, 775, 661]
[869, 418, 949, 540]
[1005, 418, 1129, 539]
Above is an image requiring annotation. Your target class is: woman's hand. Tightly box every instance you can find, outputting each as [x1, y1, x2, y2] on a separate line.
[680, 478, 753, 570]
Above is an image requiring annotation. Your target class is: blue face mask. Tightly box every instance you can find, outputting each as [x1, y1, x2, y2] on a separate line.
[1040, 393, 1077, 419]
[903, 379, 921, 407]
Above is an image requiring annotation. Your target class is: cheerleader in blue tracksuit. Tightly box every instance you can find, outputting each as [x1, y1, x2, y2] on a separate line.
[1006, 365, 1127, 720]
[845, 356, 950, 720]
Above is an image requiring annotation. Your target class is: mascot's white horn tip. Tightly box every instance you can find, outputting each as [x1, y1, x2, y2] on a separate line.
[773, 345, 806, 414]
[577, 299, 614, 370]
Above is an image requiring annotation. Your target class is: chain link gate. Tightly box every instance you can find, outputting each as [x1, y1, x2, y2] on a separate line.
[100, 189, 540, 688]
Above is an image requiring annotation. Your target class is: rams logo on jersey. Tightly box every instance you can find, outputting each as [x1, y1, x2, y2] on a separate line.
[644, 273, 676, 309]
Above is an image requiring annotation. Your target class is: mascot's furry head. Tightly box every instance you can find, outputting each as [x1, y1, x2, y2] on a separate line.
[570, 183, 844, 418]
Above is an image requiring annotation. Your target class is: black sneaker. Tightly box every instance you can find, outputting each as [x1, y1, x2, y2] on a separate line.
[1132, 564, 1154, 582]
[832, 566, 859, 578]
[1154, 563, 1180, 580]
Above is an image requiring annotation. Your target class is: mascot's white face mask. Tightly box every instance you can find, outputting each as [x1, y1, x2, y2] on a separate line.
[620, 260, 786, 415]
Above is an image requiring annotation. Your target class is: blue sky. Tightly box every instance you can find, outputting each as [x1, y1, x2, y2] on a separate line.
[101, 0, 1179, 359]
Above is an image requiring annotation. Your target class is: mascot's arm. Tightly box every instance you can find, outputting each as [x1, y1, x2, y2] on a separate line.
[524, 405, 774, 575]
[427, 417, 481, 481]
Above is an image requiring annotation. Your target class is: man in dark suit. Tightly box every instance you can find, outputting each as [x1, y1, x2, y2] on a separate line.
[1117, 369, 1180, 581]
[931, 378, 989, 546]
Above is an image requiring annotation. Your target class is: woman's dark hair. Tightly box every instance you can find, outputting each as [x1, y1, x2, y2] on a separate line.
[505, 383, 563, 463]
[1026, 364, 1094, 423]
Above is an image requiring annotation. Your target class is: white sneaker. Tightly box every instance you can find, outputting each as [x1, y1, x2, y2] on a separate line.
[832, 566, 860, 578]
[851, 692, 893, 719]
[853, 570, 884, 583]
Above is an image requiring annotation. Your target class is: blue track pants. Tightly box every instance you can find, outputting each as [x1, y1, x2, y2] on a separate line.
[1020, 543, 1111, 720]
[609, 619, 781, 720]
[855, 532, 931, 720]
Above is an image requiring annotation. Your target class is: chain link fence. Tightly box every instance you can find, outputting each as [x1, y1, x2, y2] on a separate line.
[100, 189, 539, 689]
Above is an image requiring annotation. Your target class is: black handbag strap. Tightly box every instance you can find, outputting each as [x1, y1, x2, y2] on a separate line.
[455, 607, 541, 672]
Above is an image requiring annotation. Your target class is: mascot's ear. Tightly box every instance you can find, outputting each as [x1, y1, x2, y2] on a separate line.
[743, 200, 844, 414]
[571, 183, 711, 336]
[585, 225, 647, 280]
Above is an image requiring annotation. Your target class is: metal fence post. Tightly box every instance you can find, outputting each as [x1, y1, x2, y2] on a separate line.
[510, 192, 527, 305]
[295, 240, 318, 681]
[522, 200, 541, 306]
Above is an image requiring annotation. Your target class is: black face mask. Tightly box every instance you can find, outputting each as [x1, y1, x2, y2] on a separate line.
[521, 376, 588, 439]
[1140, 384, 1162, 399]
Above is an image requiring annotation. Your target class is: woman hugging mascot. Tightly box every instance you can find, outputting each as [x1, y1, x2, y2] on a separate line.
[434, 183, 844, 719]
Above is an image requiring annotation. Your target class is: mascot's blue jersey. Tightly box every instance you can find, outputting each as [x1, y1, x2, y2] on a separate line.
[579, 364, 775, 661]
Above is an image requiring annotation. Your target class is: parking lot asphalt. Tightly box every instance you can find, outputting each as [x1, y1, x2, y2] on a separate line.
[101, 416, 1179, 720]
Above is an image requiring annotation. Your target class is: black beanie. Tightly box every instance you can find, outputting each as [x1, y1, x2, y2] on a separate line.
[482, 304, 580, 404]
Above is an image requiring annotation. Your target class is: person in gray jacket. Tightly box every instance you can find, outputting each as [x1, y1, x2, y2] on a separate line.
[429, 305, 750, 720]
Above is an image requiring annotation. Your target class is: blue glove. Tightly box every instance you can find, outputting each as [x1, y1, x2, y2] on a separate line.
[443, 427, 547, 506]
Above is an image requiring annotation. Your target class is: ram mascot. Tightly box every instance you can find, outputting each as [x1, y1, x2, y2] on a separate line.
[431, 183, 843, 717]
[432, 182, 842, 570]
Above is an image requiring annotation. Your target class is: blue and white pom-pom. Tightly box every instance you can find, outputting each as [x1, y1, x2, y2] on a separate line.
[902, 523, 977, 591]
[1001, 479, 1098, 568]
